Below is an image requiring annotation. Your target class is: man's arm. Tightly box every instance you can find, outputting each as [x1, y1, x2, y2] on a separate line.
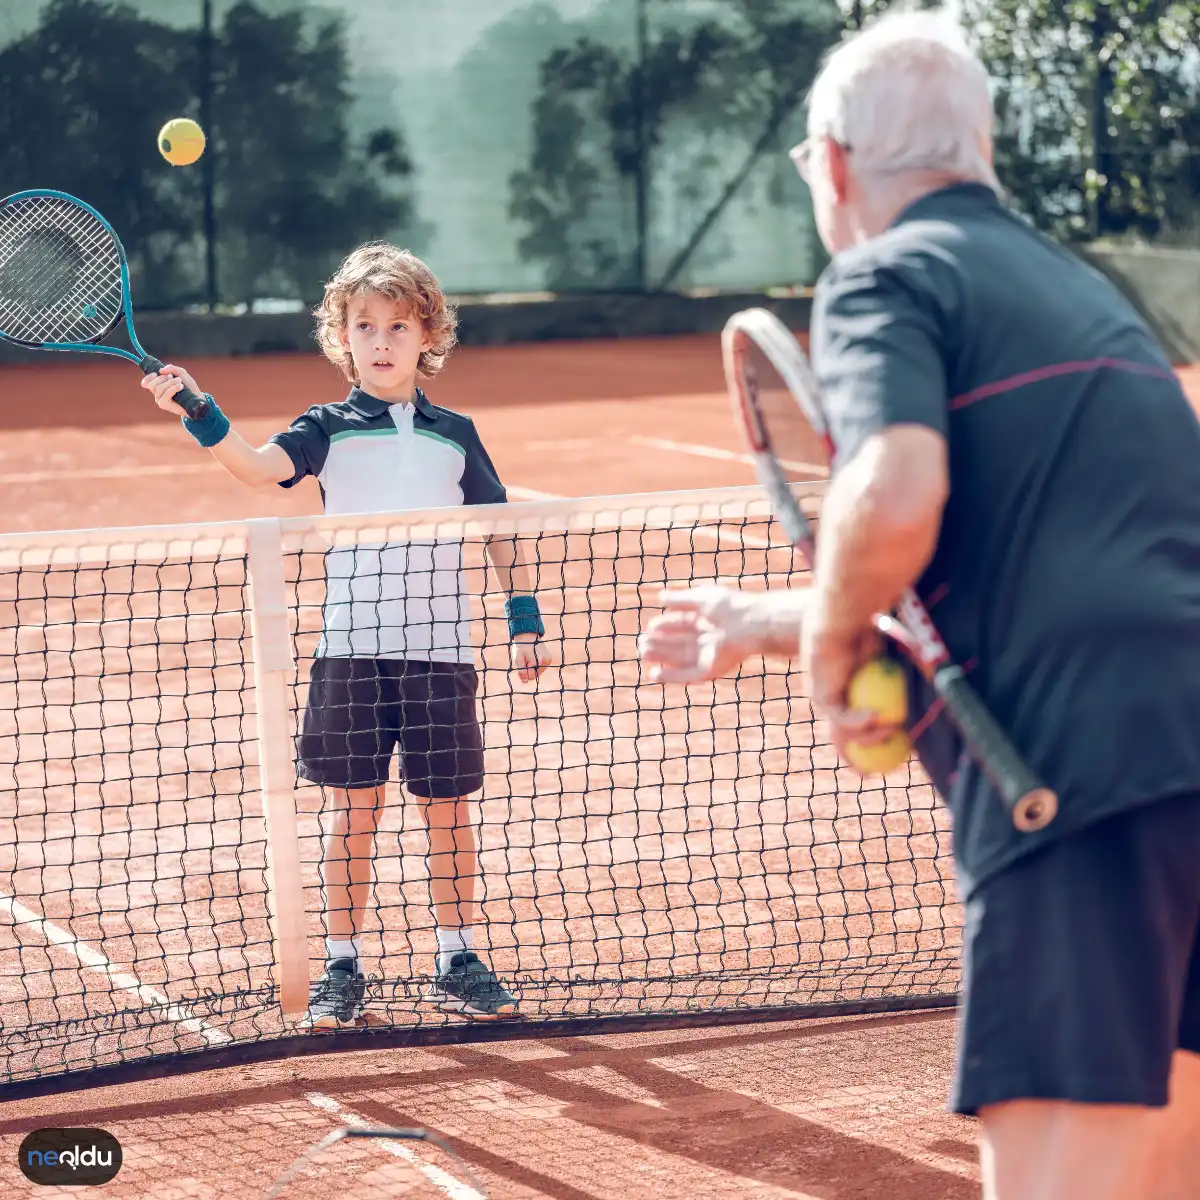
[806, 425, 948, 643]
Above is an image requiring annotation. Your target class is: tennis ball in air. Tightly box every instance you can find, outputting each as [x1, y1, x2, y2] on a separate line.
[158, 118, 206, 167]
[844, 657, 912, 775]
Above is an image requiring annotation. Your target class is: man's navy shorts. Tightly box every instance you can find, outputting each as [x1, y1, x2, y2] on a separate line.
[953, 789, 1200, 1114]
[296, 656, 485, 797]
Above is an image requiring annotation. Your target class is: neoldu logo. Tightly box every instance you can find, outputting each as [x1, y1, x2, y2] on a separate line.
[19, 1128, 122, 1186]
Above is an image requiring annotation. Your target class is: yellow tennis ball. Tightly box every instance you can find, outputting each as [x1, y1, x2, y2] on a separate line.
[158, 118, 206, 167]
[844, 657, 912, 775]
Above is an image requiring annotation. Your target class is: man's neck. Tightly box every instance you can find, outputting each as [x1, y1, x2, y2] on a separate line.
[855, 170, 990, 242]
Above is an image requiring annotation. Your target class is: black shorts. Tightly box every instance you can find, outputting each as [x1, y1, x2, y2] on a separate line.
[296, 657, 484, 797]
[953, 789, 1200, 1114]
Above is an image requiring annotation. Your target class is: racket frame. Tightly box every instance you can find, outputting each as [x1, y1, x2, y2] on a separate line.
[0, 189, 209, 418]
[723, 307, 1057, 833]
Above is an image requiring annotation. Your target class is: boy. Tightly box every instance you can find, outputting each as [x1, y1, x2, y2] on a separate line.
[143, 242, 550, 1027]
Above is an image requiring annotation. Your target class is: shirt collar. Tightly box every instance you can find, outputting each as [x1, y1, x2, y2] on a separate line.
[346, 385, 434, 418]
[890, 181, 1002, 229]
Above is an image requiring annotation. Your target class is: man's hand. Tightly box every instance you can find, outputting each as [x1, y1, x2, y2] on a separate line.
[637, 586, 775, 684]
[510, 633, 552, 683]
[801, 610, 902, 760]
[142, 363, 204, 414]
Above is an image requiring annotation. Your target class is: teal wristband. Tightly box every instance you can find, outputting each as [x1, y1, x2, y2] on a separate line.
[506, 594, 544, 638]
[181, 395, 230, 448]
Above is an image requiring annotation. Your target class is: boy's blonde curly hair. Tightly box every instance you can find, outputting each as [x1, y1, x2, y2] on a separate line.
[314, 243, 457, 381]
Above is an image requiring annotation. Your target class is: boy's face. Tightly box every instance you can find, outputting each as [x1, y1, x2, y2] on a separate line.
[341, 292, 432, 400]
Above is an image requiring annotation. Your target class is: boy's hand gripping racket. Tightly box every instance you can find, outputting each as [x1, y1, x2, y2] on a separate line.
[722, 307, 1056, 833]
[0, 189, 209, 418]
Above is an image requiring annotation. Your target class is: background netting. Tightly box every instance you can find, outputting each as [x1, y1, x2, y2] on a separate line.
[0, 487, 960, 1092]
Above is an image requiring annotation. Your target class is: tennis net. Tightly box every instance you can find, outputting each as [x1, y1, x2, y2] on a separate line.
[0, 485, 959, 1094]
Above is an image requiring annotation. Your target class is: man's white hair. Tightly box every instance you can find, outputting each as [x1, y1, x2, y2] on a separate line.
[807, 6, 998, 185]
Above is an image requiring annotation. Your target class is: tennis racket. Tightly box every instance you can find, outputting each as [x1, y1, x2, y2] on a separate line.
[0, 189, 209, 418]
[722, 306, 1057, 833]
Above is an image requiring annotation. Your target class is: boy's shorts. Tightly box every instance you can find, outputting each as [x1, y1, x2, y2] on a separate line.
[953, 789, 1200, 1114]
[296, 657, 485, 798]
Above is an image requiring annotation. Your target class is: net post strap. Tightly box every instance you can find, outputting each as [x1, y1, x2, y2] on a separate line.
[246, 517, 309, 1015]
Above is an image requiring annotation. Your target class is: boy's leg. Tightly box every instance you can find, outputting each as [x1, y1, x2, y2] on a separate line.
[322, 785, 386, 958]
[296, 657, 398, 1028]
[958, 791, 1200, 1199]
[397, 661, 516, 1018]
[417, 792, 478, 952]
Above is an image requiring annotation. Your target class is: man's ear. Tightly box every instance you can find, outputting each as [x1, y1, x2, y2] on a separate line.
[826, 137, 851, 205]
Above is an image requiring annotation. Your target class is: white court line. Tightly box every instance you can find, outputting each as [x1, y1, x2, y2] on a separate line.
[0, 462, 220, 486]
[305, 1092, 484, 1200]
[630, 434, 826, 478]
[0, 891, 232, 1046]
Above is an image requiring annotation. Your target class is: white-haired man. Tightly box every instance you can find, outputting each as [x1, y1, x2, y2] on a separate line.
[639, 9, 1200, 1199]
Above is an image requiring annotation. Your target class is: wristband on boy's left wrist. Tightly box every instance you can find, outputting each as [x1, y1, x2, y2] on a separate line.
[506, 594, 544, 638]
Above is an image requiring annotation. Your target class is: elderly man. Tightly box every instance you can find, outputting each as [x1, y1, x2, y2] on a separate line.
[639, 10, 1200, 1200]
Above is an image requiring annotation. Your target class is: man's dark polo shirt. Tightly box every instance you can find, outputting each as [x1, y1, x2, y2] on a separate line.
[811, 182, 1200, 896]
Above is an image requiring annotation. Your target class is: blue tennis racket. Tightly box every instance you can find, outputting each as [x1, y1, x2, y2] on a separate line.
[0, 188, 209, 418]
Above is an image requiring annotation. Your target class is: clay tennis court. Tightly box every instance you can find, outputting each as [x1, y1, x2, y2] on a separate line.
[0, 340, 1197, 1198]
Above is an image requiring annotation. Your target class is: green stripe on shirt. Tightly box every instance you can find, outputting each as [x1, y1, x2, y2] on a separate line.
[329, 428, 398, 443]
[414, 428, 466, 456]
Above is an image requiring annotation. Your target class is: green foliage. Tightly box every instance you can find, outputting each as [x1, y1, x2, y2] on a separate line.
[0, 0, 422, 308]
[965, 0, 1200, 242]
[510, 0, 841, 291]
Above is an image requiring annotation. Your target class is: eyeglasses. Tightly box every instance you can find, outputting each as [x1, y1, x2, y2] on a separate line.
[788, 136, 852, 184]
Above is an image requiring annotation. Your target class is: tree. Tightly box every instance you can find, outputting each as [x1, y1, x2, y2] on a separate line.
[0, 0, 203, 307]
[964, 0, 1200, 242]
[212, 1, 423, 306]
[0, 0, 425, 308]
[510, 0, 841, 291]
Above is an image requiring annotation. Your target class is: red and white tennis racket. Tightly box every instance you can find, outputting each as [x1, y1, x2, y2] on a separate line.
[722, 306, 1056, 833]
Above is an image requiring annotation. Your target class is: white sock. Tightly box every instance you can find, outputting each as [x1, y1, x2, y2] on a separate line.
[436, 927, 473, 973]
[325, 936, 361, 965]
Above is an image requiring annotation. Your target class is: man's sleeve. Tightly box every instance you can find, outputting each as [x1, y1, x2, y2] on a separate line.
[460, 419, 508, 506]
[268, 409, 331, 489]
[810, 257, 950, 470]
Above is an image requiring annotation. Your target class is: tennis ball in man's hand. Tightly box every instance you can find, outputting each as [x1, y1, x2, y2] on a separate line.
[843, 657, 912, 774]
[158, 118, 206, 167]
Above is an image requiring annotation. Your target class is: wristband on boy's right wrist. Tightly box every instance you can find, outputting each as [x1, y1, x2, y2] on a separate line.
[181, 394, 230, 448]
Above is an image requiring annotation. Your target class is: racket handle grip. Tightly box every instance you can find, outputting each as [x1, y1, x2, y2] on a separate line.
[934, 665, 1058, 833]
[140, 354, 210, 420]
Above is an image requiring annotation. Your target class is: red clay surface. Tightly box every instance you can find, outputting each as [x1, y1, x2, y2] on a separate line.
[0, 341, 1196, 1199]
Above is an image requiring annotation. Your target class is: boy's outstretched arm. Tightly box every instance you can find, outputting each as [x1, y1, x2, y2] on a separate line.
[142, 363, 294, 487]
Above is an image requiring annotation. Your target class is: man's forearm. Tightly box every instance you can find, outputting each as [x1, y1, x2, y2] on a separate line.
[740, 590, 811, 660]
[808, 431, 945, 637]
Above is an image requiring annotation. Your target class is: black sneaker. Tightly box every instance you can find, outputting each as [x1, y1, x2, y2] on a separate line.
[301, 957, 366, 1030]
[425, 951, 518, 1020]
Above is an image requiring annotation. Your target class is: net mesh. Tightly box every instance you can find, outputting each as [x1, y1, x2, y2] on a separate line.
[0, 194, 123, 345]
[0, 488, 960, 1092]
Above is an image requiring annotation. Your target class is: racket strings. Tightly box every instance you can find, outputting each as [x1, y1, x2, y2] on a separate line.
[0, 195, 123, 345]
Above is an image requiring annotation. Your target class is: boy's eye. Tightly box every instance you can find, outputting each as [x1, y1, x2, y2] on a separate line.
[356, 322, 370, 331]
[392, 323, 407, 332]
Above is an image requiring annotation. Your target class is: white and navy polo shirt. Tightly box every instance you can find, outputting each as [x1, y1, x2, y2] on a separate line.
[270, 387, 507, 663]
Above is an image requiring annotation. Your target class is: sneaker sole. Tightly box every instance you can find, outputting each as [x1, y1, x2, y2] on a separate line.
[428, 994, 519, 1020]
[301, 1010, 366, 1031]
